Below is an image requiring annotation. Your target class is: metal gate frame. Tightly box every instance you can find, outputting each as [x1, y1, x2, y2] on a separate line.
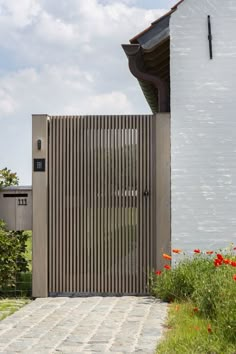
[32, 114, 170, 297]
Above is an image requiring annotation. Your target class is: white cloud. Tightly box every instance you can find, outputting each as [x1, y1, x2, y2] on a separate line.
[0, 88, 16, 114]
[0, 0, 40, 28]
[65, 91, 133, 115]
[35, 12, 76, 43]
[0, 64, 134, 116]
[0, 0, 170, 183]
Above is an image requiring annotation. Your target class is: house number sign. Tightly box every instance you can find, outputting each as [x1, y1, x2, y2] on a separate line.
[18, 198, 27, 206]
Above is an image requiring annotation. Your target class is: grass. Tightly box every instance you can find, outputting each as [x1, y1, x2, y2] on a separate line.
[157, 301, 236, 354]
[0, 298, 30, 321]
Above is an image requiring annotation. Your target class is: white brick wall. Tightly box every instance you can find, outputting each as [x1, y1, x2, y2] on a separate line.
[170, 0, 236, 252]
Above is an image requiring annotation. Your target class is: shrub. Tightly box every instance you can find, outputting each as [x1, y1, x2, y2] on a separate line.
[150, 246, 236, 345]
[0, 167, 19, 188]
[0, 220, 29, 290]
[150, 253, 213, 302]
[193, 258, 236, 344]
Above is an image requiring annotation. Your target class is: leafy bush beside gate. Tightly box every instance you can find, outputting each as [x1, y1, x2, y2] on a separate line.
[0, 167, 32, 296]
[0, 220, 29, 291]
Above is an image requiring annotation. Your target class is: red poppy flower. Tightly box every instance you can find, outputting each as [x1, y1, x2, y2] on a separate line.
[214, 258, 222, 267]
[207, 324, 212, 333]
[233, 275, 236, 281]
[193, 307, 199, 313]
[223, 258, 231, 265]
[164, 264, 171, 270]
[163, 253, 172, 260]
[206, 251, 213, 255]
[155, 270, 162, 275]
[233, 247, 236, 250]
[216, 254, 223, 260]
[194, 249, 201, 253]
[172, 249, 181, 254]
[231, 261, 236, 267]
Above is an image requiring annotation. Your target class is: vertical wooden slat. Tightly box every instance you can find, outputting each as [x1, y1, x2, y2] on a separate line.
[125, 116, 129, 293]
[101, 116, 105, 293]
[111, 117, 114, 293]
[94, 116, 97, 292]
[87, 116, 91, 291]
[59, 118, 62, 292]
[69, 118, 72, 291]
[61, 118, 65, 292]
[104, 116, 108, 293]
[128, 115, 132, 293]
[55, 117, 58, 292]
[55, 118, 60, 291]
[118, 116, 121, 293]
[146, 116, 150, 292]
[122, 118, 125, 293]
[85, 115, 88, 293]
[70, 117, 73, 292]
[98, 116, 102, 293]
[91, 117, 94, 293]
[48, 118, 53, 292]
[131, 115, 135, 293]
[52, 118, 56, 292]
[114, 117, 118, 293]
[73, 117, 76, 292]
[142, 116, 147, 293]
[55, 117, 57, 292]
[139, 116, 143, 294]
[80, 116, 84, 292]
[65, 117, 68, 291]
[134, 117, 138, 294]
[54, 119, 58, 291]
[107, 115, 111, 293]
[76, 117, 80, 292]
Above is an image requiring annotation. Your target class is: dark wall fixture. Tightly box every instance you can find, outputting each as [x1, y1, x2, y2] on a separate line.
[208, 15, 213, 59]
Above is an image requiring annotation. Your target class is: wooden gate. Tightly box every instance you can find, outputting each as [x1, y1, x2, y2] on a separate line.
[32, 114, 170, 297]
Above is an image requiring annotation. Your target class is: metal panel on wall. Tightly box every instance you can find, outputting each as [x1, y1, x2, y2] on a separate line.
[48, 115, 153, 295]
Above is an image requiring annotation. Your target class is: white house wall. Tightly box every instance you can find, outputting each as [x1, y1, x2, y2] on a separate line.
[170, 0, 236, 252]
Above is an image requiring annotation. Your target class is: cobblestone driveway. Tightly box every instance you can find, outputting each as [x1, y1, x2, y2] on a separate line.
[0, 297, 167, 353]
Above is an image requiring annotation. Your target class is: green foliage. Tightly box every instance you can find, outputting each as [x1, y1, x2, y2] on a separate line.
[150, 247, 236, 349]
[150, 255, 213, 302]
[0, 220, 29, 290]
[193, 260, 236, 344]
[0, 167, 19, 189]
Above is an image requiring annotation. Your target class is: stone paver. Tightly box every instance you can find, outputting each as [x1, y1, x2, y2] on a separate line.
[0, 297, 167, 353]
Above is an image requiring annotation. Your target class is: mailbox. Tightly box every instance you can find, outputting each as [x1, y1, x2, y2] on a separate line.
[0, 186, 32, 231]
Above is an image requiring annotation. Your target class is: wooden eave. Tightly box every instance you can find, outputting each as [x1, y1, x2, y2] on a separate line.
[124, 0, 184, 112]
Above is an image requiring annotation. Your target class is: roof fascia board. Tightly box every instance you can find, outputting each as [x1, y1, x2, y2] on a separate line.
[122, 44, 169, 112]
[134, 15, 170, 51]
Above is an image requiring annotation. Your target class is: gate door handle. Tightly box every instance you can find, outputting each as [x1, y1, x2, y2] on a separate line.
[143, 190, 149, 197]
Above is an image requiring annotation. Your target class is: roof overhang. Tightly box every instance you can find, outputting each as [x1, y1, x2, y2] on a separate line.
[122, 0, 184, 113]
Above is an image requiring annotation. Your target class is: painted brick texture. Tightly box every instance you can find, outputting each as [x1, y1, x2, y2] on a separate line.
[170, 0, 236, 252]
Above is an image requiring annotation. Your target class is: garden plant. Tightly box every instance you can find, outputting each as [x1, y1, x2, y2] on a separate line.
[150, 245, 236, 353]
[0, 167, 31, 320]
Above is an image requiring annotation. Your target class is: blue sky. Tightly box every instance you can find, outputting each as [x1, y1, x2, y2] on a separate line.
[0, 0, 176, 184]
